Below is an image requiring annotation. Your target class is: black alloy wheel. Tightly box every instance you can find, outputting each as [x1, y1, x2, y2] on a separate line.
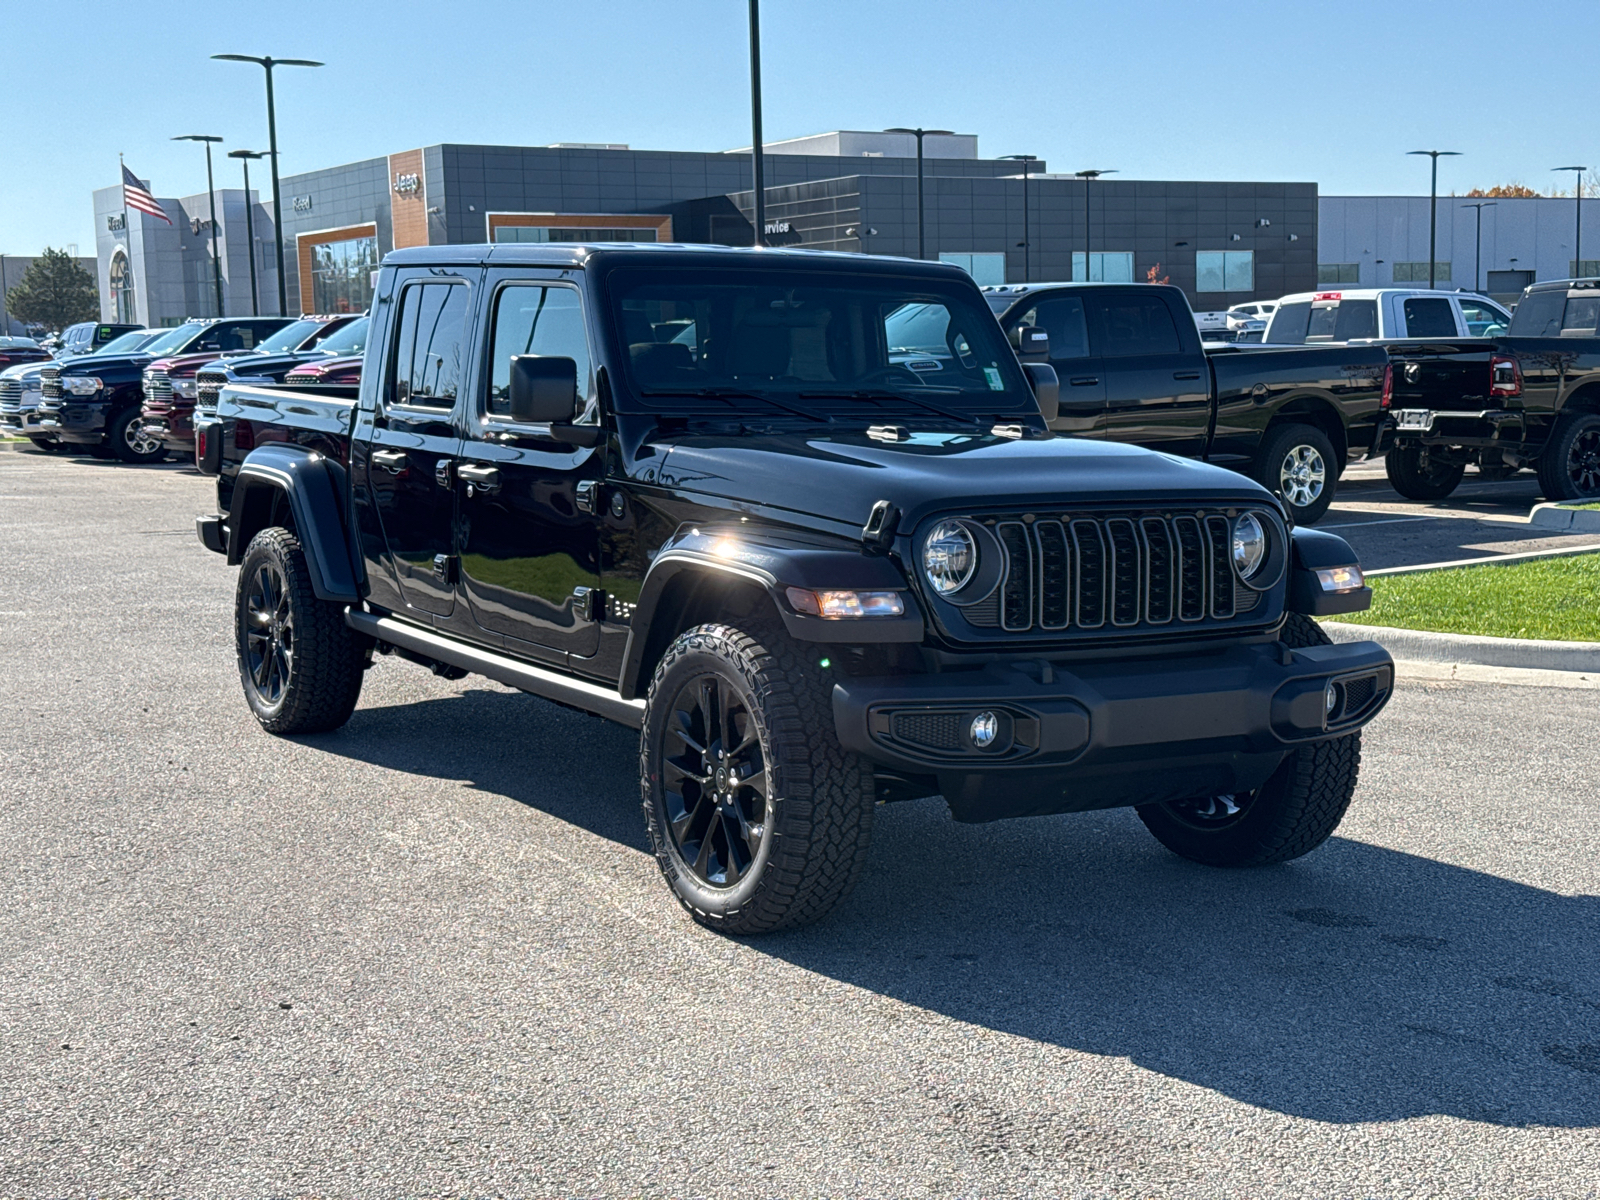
[1538, 412, 1600, 501]
[243, 559, 294, 708]
[660, 673, 771, 889]
[1563, 421, 1600, 495]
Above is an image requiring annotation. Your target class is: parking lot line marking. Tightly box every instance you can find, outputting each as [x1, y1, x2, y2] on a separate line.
[1321, 515, 1447, 529]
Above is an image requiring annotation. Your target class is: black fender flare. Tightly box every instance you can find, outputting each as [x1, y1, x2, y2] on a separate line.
[617, 524, 924, 701]
[225, 443, 361, 603]
[1287, 526, 1371, 617]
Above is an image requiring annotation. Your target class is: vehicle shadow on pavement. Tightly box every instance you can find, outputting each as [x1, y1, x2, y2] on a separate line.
[314, 689, 1600, 1129]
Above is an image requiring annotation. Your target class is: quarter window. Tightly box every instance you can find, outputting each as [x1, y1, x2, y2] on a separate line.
[1508, 290, 1566, 337]
[1562, 295, 1600, 335]
[486, 286, 590, 418]
[391, 282, 471, 409]
[1196, 251, 1254, 292]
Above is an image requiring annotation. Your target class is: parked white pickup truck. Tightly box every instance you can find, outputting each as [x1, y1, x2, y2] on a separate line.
[1264, 289, 1511, 344]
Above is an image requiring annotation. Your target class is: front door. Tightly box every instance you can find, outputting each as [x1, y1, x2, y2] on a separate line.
[1003, 291, 1104, 436]
[454, 272, 603, 663]
[356, 270, 475, 618]
[1088, 288, 1211, 457]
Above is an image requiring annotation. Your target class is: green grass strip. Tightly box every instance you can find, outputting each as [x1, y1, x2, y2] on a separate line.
[1324, 552, 1600, 641]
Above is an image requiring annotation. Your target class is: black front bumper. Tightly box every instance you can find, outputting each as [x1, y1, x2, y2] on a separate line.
[35, 401, 109, 444]
[833, 639, 1393, 822]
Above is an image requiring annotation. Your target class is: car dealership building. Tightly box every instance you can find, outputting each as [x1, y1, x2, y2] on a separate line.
[95, 130, 1320, 325]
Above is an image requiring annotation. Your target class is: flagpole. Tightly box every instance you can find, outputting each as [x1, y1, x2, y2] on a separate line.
[119, 153, 136, 325]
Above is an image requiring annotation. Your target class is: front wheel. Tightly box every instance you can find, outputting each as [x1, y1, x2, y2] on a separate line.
[235, 528, 367, 735]
[1255, 423, 1337, 524]
[641, 622, 875, 935]
[1136, 613, 1361, 866]
[1385, 443, 1464, 501]
[108, 408, 166, 464]
[1537, 411, 1600, 501]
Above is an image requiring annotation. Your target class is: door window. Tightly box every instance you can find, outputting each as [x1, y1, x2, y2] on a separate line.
[1508, 290, 1566, 337]
[1561, 295, 1600, 335]
[1094, 296, 1182, 356]
[391, 282, 471, 409]
[1458, 300, 1510, 337]
[1402, 297, 1458, 338]
[1012, 296, 1091, 359]
[486, 285, 590, 418]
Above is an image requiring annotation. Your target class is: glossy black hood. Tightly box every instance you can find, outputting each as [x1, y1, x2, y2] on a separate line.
[645, 427, 1277, 531]
[210, 351, 320, 381]
[55, 352, 157, 381]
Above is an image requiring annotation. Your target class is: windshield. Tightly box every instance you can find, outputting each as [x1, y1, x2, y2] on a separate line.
[254, 319, 327, 354]
[0, 337, 39, 349]
[95, 330, 155, 355]
[609, 268, 1033, 419]
[139, 325, 203, 356]
[314, 315, 369, 355]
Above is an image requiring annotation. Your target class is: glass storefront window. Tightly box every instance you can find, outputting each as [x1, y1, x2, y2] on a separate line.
[937, 252, 1006, 286]
[109, 252, 135, 323]
[493, 226, 657, 243]
[1071, 252, 1134, 283]
[1197, 251, 1255, 292]
[310, 236, 378, 314]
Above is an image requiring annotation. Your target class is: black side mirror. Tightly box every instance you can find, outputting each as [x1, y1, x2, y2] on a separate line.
[1023, 362, 1059, 424]
[509, 354, 579, 423]
[1011, 324, 1050, 362]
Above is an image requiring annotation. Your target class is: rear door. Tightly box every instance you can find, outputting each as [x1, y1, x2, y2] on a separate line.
[355, 269, 476, 619]
[452, 270, 603, 664]
[1086, 287, 1210, 455]
[1398, 296, 1459, 339]
[1002, 291, 1103, 435]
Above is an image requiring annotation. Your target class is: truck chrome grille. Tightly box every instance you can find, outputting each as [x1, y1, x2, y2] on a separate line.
[195, 369, 227, 415]
[143, 369, 173, 404]
[40, 367, 61, 400]
[0, 379, 22, 414]
[963, 510, 1265, 635]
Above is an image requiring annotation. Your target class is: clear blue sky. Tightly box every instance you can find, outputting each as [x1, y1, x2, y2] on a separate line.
[4, 0, 1596, 255]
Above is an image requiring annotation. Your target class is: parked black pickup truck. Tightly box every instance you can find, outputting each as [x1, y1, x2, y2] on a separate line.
[1383, 278, 1600, 501]
[198, 244, 1391, 934]
[981, 283, 1392, 523]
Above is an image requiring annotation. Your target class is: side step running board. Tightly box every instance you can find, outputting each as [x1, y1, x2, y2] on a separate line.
[346, 608, 647, 729]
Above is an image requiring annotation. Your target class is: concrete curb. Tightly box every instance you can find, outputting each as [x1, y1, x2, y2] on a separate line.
[1324, 620, 1600, 672]
[1530, 501, 1600, 532]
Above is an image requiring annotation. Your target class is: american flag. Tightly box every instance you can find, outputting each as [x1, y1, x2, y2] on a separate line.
[121, 164, 173, 225]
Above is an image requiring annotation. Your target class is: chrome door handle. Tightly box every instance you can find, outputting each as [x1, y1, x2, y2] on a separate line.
[457, 464, 501, 492]
[370, 449, 407, 472]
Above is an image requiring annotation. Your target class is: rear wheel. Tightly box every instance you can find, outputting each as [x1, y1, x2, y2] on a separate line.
[235, 528, 366, 735]
[108, 408, 166, 464]
[1385, 442, 1464, 501]
[641, 622, 875, 935]
[1255, 423, 1337, 524]
[1537, 411, 1600, 501]
[1136, 614, 1362, 866]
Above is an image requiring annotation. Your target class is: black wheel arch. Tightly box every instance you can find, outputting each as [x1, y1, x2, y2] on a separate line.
[1264, 395, 1349, 472]
[224, 444, 362, 603]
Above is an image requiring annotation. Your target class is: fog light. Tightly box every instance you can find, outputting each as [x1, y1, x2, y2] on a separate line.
[1325, 681, 1340, 716]
[1316, 565, 1364, 592]
[970, 711, 999, 748]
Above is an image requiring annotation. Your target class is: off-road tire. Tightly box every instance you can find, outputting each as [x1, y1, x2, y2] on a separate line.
[1385, 442, 1464, 501]
[641, 622, 875, 935]
[1136, 613, 1362, 866]
[235, 528, 366, 735]
[1254, 423, 1337, 524]
[108, 407, 166, 464]
[1537, 411, 1600, 501]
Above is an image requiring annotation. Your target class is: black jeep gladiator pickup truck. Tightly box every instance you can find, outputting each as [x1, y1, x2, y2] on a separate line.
[981, 283, 1392, 524]
[1383, 278, 1600, 502]
[197, 244, 1392, 934]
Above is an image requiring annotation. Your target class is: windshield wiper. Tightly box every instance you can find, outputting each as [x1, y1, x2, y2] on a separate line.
[641, 387, 832, 424]
[799, 389, 982, 425]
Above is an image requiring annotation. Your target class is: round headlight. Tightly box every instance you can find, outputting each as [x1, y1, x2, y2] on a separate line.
[1232, 513, 1266, 579]
[922, 520, 977, 596]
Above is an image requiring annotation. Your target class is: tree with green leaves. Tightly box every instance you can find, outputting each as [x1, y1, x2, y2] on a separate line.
[4, 248, 99, 331]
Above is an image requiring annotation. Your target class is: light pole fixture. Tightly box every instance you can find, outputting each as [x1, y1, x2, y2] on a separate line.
[1407, 150, 1461, 289]
[229, 149, 268, 316]
[1460, 201, 1496, 294]
[174, 135, 226, 318]
[746, 2, 766, 248]
[1554, 166, 1589, 277]
[886, 127, 954, 259]
[1001, 155, 1039, 282]
[212, 54, 323, 315]
[1073, 169, 1118, 281]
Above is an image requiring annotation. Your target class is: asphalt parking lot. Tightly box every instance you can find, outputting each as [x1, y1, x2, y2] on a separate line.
[3, 449, 1599, 1199]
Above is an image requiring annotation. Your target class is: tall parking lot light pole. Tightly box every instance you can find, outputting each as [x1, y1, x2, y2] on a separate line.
[1073, 169, 1117, 281]
[1554, 166, 1589, 277]
[747, 1, 766, 248]
[229, 149, 268, 316]
[1001, 155, 1038, 282]
[1461, 201, 1496, 294]
[174, 135, 226, 318]
[1407, 150, 1460, 289]
[886, 127, 953, 259]
[212, 54, 323, 315]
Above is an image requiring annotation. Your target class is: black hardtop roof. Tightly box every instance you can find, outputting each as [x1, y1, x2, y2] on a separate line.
[1527, 277, 1600, 293]
[381, 242, 976, 280]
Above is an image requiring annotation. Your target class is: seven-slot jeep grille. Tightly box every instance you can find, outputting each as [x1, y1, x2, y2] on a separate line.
[961, 510, 1265, 636]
